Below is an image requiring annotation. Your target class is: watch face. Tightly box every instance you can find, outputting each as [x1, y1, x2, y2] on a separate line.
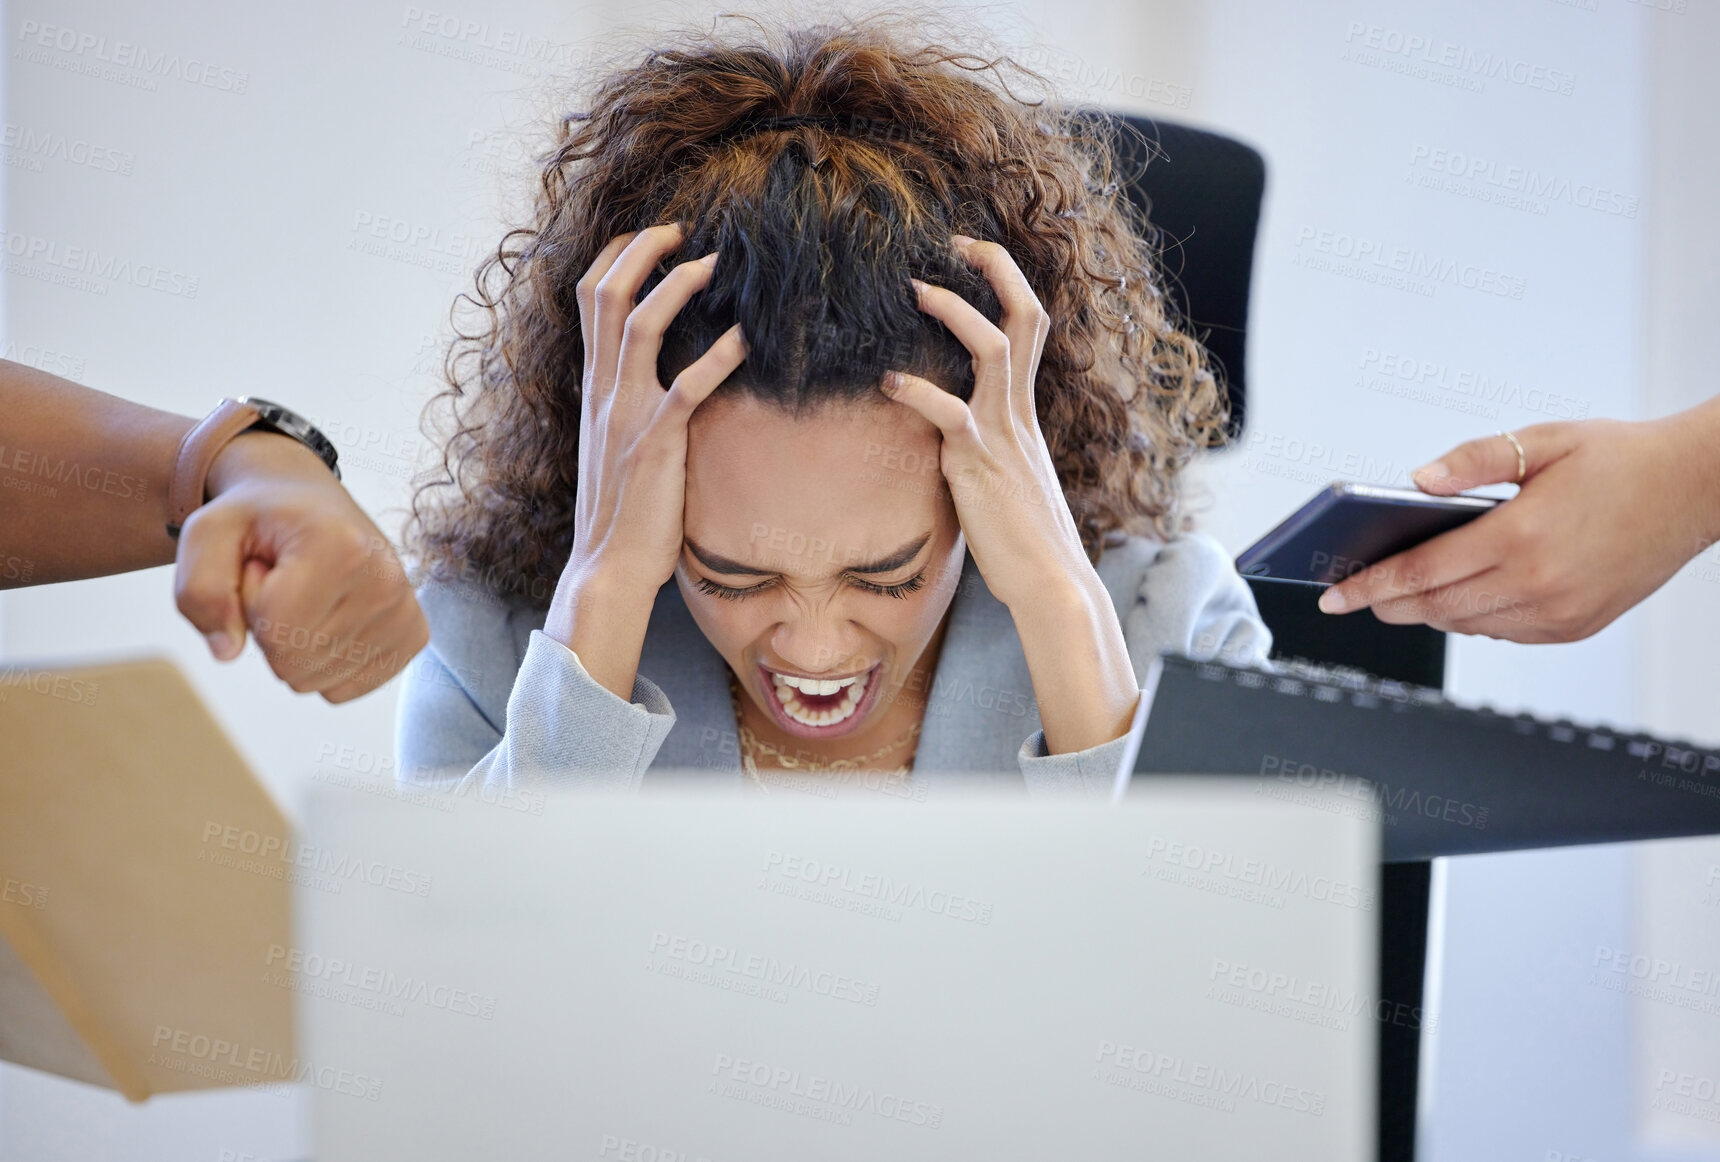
[236, 396, 342, 480]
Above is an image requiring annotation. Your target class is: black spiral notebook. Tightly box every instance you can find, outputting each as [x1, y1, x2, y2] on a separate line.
[1128, 654, 1720, 861]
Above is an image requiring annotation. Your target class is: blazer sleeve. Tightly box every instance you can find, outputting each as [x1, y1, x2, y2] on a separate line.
[1013, 532, 1274, 798]
[395, 583, 677, 793]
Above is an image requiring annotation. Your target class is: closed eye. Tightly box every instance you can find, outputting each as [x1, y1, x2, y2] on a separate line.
[691, 570, 927, 601]
[692, 576, 776, 601]
[849, 571, 926, 599]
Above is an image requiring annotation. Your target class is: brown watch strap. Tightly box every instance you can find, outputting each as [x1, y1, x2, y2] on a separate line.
[165, 399, 262, 538]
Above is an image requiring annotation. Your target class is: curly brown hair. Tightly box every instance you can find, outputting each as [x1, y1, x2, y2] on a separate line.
[406, 13, 1230, 606]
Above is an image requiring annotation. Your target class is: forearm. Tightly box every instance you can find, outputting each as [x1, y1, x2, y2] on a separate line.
[542, 563, 658, 701]
[1010, 572, 1141, 755]
[0, 359, 193, 584]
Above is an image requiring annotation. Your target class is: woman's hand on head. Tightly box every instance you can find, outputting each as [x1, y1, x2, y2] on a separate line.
[883, 237, 1140, 754]
[544, 222, 747, 697]
[881, 237, 1088, 612]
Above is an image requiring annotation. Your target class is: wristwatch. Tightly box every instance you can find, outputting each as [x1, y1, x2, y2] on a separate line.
[165, 396, 341, 537]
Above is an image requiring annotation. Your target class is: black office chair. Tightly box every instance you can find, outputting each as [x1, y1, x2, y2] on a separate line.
[1083, 108, 1438, 1162]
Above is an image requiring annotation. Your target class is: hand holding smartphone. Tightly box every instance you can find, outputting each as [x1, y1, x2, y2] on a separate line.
[1235, 483, 1501, 586]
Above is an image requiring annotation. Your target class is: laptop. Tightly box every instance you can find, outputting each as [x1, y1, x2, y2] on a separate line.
[294, 774, 1378, 1160]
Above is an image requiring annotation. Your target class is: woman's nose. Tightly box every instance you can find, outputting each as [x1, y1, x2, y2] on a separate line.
[769, 611, 865, 676]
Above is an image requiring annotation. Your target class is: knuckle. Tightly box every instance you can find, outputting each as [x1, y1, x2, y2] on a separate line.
[172, 568, 221, 619]
[282, 665, 320, 694]
[176, 502, 218, 544]
[328, 528, 371, 572]
[621, 311, 658, 346]
[592, 278, 629, 312]
[1394, 553, 1433, 591]
[1519, 559, 1564, 603]
[1350, 563, 1385, 597]
[1375, 592, 1413, 620]
[323, 682, 368, 705]
[1368, 601, 1409, 626]
[1536, 586, 1578, 624]
[662, 377, 698, 410]
[174, 583, 215, 622]
[1432, 588, 1469, 619]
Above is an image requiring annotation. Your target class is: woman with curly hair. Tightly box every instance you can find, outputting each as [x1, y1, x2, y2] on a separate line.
[399, 17, 1271, 794]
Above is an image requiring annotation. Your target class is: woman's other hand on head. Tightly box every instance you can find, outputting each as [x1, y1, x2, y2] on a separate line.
[546, 223, 748, 696]
[882, 236, 1086, 613]
[884, 236, 1140, 753]
[1317, 405, 1720, 642]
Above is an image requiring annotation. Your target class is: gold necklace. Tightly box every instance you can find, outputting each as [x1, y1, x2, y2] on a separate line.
[727, 670, 919, 787]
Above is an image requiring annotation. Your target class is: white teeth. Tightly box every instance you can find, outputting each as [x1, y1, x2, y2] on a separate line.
[767, 668, 870, 728]
[775, 673, 859, 694]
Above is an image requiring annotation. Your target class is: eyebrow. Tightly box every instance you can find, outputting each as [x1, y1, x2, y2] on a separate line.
[684, 533, 932, 577]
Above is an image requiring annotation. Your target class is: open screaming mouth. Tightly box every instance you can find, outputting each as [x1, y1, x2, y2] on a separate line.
[766, 668, 871, 728]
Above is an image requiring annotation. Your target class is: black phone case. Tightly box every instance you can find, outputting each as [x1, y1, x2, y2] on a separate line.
[1235, 484, 1499, 585]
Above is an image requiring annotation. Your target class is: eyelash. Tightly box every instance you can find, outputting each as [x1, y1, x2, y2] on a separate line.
[693, 571, 926, 602]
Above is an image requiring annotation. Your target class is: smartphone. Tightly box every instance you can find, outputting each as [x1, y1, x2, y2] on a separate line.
[1235, 482, 1501, 585]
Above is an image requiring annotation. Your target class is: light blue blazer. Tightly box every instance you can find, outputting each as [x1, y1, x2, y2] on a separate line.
[395, 533, 1273, 799]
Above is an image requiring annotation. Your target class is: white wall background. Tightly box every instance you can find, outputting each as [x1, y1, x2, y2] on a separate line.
[1, 0, 1714, 1158]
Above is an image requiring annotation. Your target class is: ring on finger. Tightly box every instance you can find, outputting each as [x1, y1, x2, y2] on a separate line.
[1497, 430, 1526, 484]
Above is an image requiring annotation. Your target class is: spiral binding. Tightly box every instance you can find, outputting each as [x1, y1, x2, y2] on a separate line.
[1177, 652, 1719, 770]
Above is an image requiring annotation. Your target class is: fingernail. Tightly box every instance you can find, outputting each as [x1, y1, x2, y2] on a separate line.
[1413, 461, 1449, 488]
[881, 371, 900, 393]
[910, 278, 930, 292]
[702, 252, 718, 266]
[951, 234, 975, 246]
[207, 631, 237, 660]
[1317, 588, 1346, 614]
